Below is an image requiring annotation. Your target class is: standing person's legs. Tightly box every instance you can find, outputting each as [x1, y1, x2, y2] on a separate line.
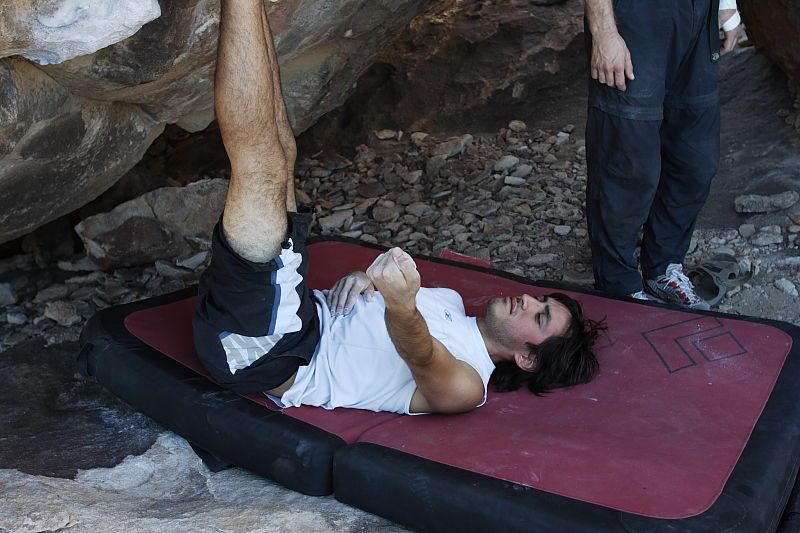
[193, 0, 320, 395]
[639, 103, 720, 280]
[585, 112, 662, 295]
[640, 0, 720, 281]
[584, 1, 674, 296]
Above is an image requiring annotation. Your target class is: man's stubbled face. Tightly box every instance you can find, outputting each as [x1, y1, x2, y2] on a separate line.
[483, 294, 571, 361]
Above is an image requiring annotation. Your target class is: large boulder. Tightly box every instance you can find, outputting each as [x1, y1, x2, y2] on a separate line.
[739, 1, 800, 95]
[74, 178, 227, 269]
[301, 0, 587, 149]
[0, 0, 161, 65]
[0, 0, 428, 245]
[0, 59, 164, 242]
[384, 0, 584, 131]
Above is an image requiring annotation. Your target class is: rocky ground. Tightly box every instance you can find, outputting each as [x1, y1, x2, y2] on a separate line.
[2, 123, 797, 354]
[1, 46, 799, 531]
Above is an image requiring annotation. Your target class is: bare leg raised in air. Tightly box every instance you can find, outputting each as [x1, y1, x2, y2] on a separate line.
[216, 0, 296, 263]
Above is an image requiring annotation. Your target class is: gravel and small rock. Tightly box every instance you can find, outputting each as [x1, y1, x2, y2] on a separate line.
[775, 278, 799, 297]
[1, 123, 798, 353]
[44, 301, 81, 327]
[734, 191, 799, 213]
[0, 283, 17, 306]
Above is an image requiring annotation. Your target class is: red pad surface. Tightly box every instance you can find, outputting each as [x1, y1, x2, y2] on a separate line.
[125, 241, 792, 518]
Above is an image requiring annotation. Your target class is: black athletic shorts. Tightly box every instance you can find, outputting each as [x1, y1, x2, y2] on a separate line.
[192, 206, 321, 394]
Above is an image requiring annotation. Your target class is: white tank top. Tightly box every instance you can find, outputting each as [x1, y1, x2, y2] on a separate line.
[278, 287, 495, 414]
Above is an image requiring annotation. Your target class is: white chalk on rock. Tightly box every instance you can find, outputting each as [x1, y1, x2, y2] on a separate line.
[12, 0, 161, 65]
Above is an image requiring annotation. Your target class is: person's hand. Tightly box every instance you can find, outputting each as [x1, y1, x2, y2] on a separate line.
[719, 9, 742, 56]
[591, 30, 635, 91]
[366, 247, 421, 313]
[326, 271, 374, 316]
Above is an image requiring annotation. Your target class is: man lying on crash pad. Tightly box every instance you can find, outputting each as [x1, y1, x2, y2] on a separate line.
[193, 0, 603, 415]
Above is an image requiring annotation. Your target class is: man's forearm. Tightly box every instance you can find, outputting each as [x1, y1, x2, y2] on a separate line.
[583, 0, 617, 38]
[384, 304, 435, 368]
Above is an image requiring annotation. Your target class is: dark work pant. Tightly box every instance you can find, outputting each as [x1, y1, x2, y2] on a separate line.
[585, 0, 721, 295]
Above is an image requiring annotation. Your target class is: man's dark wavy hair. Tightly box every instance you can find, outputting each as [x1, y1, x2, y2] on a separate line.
[490, 292, 605, 396]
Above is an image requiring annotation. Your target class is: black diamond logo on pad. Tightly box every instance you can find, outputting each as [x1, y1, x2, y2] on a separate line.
[642, 317, 748, 373]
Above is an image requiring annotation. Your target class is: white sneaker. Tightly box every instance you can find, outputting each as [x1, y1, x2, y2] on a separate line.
[645, 263, 711, 310]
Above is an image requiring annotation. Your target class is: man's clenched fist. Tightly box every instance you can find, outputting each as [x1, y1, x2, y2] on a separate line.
[366, 247, 421, 312]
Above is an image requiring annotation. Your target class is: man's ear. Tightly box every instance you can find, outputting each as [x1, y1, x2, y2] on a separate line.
[514, 351, 537, 373]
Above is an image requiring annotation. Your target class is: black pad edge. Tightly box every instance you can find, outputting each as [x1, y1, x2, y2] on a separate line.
[334, 442, 619, 533]
[79, 288, 344, 496]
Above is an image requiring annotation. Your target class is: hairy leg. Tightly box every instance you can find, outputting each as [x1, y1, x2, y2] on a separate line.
[216, 0, 289, 262]
[259, 5, 297, 211]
